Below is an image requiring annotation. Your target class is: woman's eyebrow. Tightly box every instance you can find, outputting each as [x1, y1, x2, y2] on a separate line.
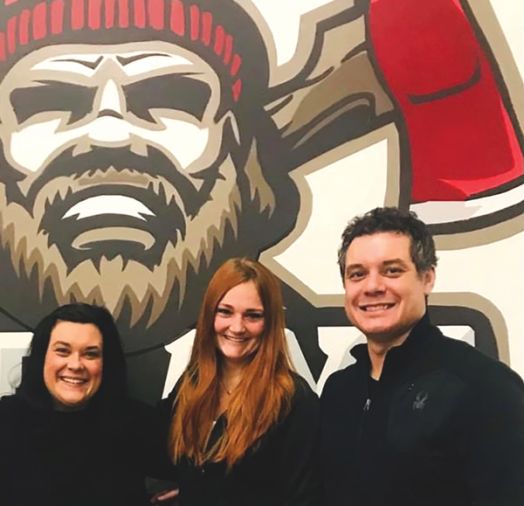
[51, 340, 71, 347]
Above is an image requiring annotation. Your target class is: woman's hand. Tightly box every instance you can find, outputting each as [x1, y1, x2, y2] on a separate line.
[150, 488, 179, 504]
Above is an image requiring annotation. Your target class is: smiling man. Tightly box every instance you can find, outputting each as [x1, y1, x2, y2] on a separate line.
[0, 40, 239, 327]
[320, 207, 524, 506]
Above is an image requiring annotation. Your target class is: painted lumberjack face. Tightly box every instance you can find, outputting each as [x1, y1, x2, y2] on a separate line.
[0, 40, 278, 342]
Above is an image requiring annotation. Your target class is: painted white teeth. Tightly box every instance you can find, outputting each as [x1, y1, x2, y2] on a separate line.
[63, 195, 155, 220]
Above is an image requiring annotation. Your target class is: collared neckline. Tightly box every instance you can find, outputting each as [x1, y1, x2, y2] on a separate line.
[350, 312, 441, 380]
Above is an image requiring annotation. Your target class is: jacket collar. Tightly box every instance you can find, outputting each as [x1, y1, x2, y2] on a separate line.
[350, 312, 442, 379]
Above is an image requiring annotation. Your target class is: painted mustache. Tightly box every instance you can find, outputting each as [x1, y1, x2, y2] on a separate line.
[23, 145, 203, 214]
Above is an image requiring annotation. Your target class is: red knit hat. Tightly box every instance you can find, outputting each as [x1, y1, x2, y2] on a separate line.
[0, 0, 269, 104]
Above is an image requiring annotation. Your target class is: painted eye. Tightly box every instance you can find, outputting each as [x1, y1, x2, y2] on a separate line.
[125, 75, 211, 123]
[10, 80, 97, 124]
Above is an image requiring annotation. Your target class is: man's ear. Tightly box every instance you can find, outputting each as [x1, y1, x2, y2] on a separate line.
[423, 267, 436, 295]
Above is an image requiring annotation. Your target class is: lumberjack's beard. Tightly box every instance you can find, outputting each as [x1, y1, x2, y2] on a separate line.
[0, 139, 276, 332]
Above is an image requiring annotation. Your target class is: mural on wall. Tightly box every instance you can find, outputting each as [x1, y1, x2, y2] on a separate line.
[0, 0, 522, 403]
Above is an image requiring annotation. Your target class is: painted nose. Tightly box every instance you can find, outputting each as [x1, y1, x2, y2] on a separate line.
[87, 79, 132, 144]
[98, 79, 124, 117]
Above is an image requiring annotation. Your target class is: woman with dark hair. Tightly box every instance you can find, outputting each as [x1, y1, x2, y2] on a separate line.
[162, 258, 321, 506]
[0, 303, 171, 506]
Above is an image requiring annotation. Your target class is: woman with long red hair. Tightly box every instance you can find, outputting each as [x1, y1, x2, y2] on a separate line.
[163, 257, 321, 505]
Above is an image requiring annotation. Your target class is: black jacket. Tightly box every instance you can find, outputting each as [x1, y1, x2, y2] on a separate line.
[320, 313, 524, 506]
[0, 395, 171, 506]
[163, 374, 322, 506]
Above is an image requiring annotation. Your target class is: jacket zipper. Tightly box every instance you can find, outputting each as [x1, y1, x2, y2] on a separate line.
[356, 394, 372, 447]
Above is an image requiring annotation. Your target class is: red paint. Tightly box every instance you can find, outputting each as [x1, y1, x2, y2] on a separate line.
[18, 9, 30, 45]
[105, 0, 116, 28]
[133, 0, 145, 28]
[50, 0, 64, 34]
[0, 32, 5, 60]
[71, 0, 85, 30]
[368, 0, 523, 201]
[148, 0, 164, 30]
[88, 0, 102, 29]
[118, 0, 129, 28]
[32, 2, 47, 40]
[6, 16, 16, 53]
[230, 53, 241, 76]
[232, 79, 242, 102]
[223, 34, 232, 64]
[201, 10, 211, 46]
[170, 0, 184, 35]
[213, 24, 224, 56]
[190, 4, 199, 41]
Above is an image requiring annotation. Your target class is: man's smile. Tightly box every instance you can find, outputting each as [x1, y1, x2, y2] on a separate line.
[358, 302, 396, 312]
